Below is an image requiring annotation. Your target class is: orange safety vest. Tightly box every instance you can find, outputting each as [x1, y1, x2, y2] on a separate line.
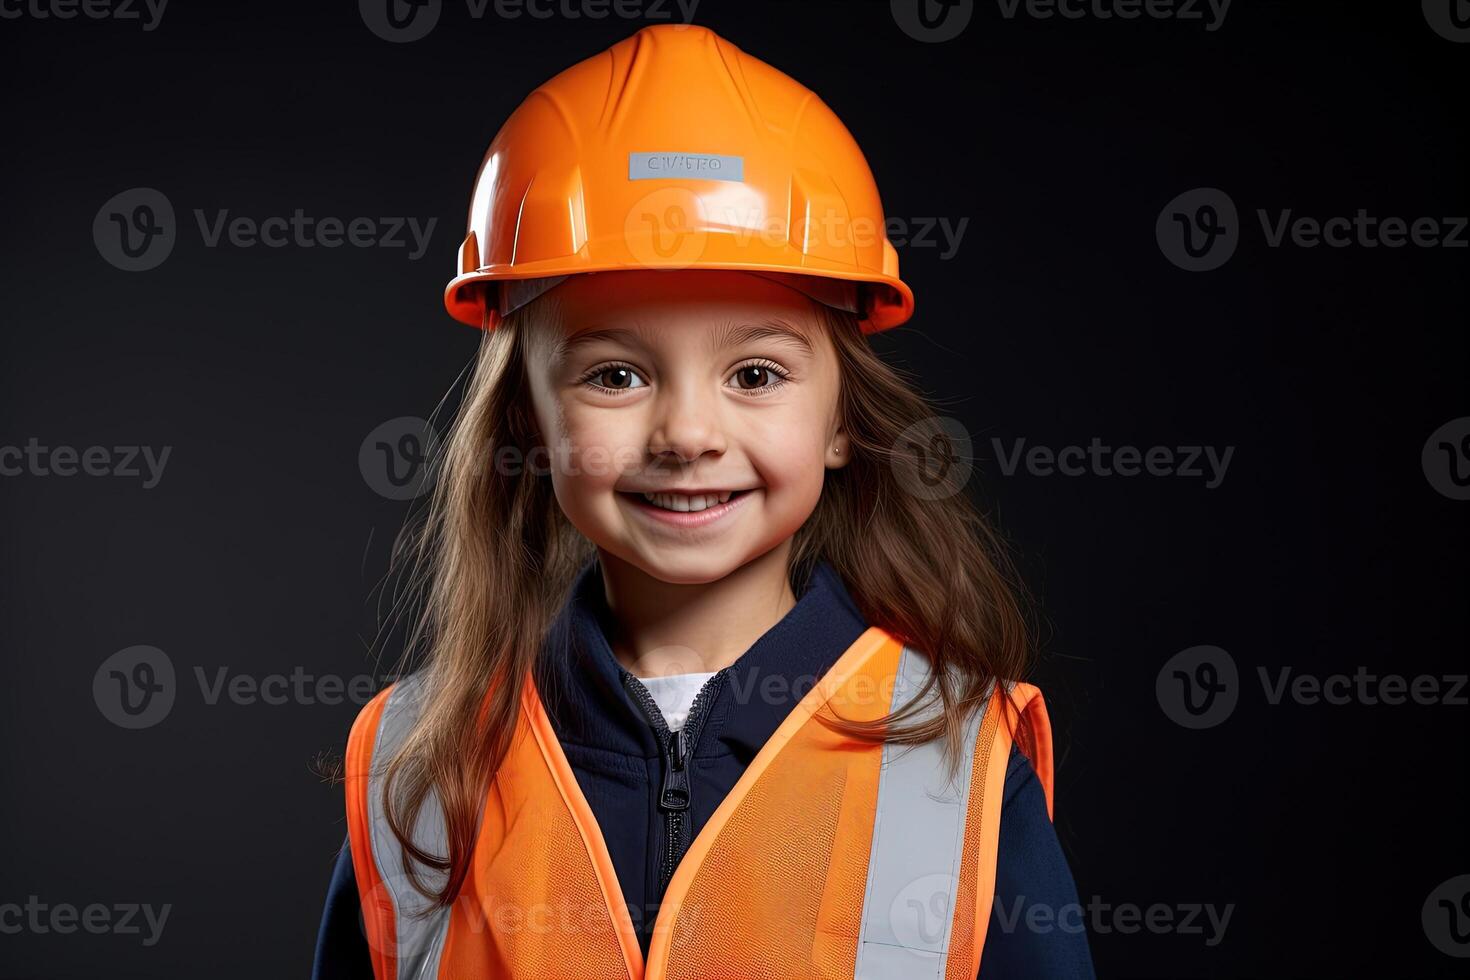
[345, 625, 1054, 979]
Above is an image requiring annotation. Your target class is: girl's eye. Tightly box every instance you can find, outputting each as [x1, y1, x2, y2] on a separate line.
[582, 363, 647, 394]
[727, 361, 790, 395]
[578, 361, 790, 396]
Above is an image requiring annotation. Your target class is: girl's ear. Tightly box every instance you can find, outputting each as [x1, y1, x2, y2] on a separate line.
[826, 430, 852, 470]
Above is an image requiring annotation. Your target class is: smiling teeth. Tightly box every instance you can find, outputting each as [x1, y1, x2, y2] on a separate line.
[641, 490, 734, 512]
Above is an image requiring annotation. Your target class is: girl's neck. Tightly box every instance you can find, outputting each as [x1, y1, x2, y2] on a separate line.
[597, 544, 798, 678]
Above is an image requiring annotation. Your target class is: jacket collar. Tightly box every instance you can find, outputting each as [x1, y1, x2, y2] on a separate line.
[534, 554, 870, 761]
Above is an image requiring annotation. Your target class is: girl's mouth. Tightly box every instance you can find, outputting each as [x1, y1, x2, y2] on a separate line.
[618, 488, 755, 528]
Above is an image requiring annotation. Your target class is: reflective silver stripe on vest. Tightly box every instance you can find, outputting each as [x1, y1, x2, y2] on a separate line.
[366, 675, 451, 980]
[854, 646, 995, 979]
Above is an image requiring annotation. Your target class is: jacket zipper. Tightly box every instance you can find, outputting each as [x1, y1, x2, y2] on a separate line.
[621, 667, 726, 897]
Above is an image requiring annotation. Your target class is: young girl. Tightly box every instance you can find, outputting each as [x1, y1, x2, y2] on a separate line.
[313, 24, 1092, 980]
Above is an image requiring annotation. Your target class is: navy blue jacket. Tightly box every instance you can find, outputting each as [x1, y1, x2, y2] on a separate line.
[312, 557, 1094, 978]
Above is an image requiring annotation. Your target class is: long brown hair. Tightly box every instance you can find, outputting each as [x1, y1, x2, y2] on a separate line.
[378, 290, 1036, 910]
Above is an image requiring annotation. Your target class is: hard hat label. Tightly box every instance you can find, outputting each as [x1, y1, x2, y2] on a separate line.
[629, 152, 744, 182]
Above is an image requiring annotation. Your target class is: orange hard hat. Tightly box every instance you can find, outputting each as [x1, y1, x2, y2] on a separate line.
[445, 24, 915, 335]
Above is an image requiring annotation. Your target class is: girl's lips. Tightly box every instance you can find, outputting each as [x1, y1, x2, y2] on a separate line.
[620, 488, 755, 529]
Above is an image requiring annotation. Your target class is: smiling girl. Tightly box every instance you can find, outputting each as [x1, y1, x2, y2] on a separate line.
[313, 23, 1092, 980]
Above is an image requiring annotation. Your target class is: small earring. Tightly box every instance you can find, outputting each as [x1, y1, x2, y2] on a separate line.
[833, 447, 841, 455]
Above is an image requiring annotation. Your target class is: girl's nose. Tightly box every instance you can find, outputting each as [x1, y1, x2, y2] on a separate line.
[646, 381, 727, 464]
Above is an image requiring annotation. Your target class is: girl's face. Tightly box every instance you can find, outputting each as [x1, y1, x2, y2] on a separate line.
[524, 270, 850, 585]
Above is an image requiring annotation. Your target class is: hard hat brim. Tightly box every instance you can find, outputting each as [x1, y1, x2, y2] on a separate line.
[446, 259, 914, 335]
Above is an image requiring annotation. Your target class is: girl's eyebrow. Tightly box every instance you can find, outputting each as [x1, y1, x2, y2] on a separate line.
[555, 320, 816, 360]
[553, 327, 646, 361]
[714, 320, 815, 357]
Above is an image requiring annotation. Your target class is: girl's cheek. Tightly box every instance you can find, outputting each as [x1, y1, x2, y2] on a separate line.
[750, 425, 828, 492]
[557, 409, 644, 486]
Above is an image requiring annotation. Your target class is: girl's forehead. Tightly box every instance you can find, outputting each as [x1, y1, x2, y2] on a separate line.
[542, 271, 825, 351]
[553, 269, 818, 318]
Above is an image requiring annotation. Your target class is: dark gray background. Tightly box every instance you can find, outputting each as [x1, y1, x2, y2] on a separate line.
[1, 1, 1465, 977]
